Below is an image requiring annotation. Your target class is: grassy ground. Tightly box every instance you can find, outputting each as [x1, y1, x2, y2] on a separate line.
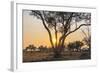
[23, 51, 90, 62]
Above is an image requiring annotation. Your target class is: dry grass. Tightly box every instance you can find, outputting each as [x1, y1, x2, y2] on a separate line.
[23, 51, 90, 62]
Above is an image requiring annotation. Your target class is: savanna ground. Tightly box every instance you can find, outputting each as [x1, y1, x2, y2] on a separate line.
[23, 50, 90, 62]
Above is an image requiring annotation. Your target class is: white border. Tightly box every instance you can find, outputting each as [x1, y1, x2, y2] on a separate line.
[11, 1, 97, 72]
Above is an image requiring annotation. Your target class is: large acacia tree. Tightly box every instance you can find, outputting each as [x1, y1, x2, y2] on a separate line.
[30, 10, 91, 56]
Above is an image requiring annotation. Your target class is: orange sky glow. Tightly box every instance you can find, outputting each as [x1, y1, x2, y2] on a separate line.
[22, 10, 90, 49]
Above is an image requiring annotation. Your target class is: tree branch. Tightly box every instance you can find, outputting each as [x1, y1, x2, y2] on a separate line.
[58, 13, 73, 46]
[59, 24, 90, 47]
[65, 24, 91, 37]
[64, 13, 73, 31]
[32, 11, 54, 48]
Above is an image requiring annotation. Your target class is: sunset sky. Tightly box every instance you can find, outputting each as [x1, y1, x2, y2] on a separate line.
[22, 10, 90, 49]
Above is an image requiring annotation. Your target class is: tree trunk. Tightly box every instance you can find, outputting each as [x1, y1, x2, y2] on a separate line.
[40, 14, 54, 48]
[54, 23, 57, 48]
[61, 36, 66, 48]
[33, 11, 54, 48]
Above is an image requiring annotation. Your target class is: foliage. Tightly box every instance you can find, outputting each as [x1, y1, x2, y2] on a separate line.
[29, 10, 91, 57]
[67, 41, 84, 51]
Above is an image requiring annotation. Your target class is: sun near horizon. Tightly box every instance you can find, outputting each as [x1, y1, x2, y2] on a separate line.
[22, 10, 90, 49]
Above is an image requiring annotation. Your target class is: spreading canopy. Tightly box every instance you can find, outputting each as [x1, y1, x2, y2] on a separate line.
[30, 10, 91, 50]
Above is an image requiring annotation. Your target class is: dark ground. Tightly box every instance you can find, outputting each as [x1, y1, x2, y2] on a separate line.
[23, 50, 91, 62]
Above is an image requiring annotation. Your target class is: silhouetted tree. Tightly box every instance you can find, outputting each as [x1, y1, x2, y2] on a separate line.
[26, 44, 36, 52]
[74, 41, 84, 51]
[67, 42, 75, 55]
[30, 10, 91, 57]
[38, 45, 48, 52]
[81, 27, 91, 49]
[67, 41, 83, 52]
[67, 42, 74, 51]
[81, 27, 91, 55]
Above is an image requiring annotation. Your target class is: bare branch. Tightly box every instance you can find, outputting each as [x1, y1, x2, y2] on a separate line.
[64, 13, 73, 33]
[81, 29, 88, 39]
[58, 13, 74, 45]
[65, 24, 91, 37]
[32, 11, 54, 48]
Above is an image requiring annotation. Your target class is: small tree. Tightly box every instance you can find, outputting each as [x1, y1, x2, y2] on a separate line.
[67, 42, 74, 51]
[67, 41, 83, 52]
[74, 41, 83, 51]
[67, 42, 75, 55]
[38, 45, 48, 52]
[26, 44, 36, 52]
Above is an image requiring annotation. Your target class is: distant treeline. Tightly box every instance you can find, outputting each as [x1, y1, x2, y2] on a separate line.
[24, 40, 90, 52]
